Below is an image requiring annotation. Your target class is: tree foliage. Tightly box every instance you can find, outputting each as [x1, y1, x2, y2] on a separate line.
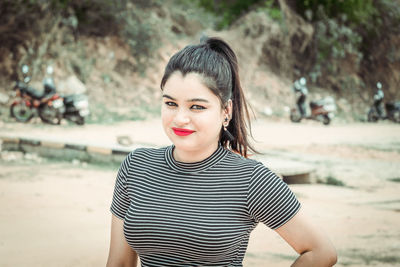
[0, 0, 161, 74]
[196, 0, 266, 28]
[295, 0, 400, 43]
[295, 0, 377, 26]
[292, 0, 400, 90]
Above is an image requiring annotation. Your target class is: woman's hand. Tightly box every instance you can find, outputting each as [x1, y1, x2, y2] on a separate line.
[106, 214, 138, 267]
[275, 209, 337, 267]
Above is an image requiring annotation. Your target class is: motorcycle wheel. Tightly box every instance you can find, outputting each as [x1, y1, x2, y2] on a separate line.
[76, 116, 85, 125]
[290, 109, 302, 123]
[322, 114, 331, 125]
[38, 104, 61, 125]
[10, 101, 34, 122]
[367, 109, 378, 122]
[65, 114, 85, 125]
[71, 115, 85, 125]
[393, 110, 400, 123]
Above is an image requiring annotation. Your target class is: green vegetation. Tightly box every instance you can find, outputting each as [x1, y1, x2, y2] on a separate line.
[2, 0, 398, 79]
[307, 6, 363, 84]
[389, 178, 400, 183]
[0, 0, 161, 71]
[344, 249, 400, 265]
[178, 0, 399, 93]
[196, 0, 264, 29]
[257, 0, 283, 22]
[295, 0, 400, 38]
[295, 0, 400, 88]
[296, 0, 377, 26]
[1, 0, 399, 122]
[325, 176, 345, 186]
[192, 0, 282, 28]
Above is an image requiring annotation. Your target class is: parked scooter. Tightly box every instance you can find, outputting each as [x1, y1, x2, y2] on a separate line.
[290, 97, 336, 125]
[10, 64, 89, 125]
[384, 102, 400, 122]
[368, 102, 400, 123]
[10, 65, 64, 124]
[290, 77, 336, 125]
[61, 93, 89, 125]
[367, 82, 400, 123]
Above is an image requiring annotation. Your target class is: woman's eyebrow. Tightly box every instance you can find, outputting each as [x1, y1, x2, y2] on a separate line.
[162, 94, 209, 103]
[188, 98, 209, 103]
[162, 94, 175, 100]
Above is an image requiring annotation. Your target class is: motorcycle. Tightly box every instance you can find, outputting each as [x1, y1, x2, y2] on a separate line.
[10, 64, 89, 125]
[367, 101, 400, 123]
[290, 96, 336, 125]
[60, 93, 90, 125]
[10, 65, 64, 124]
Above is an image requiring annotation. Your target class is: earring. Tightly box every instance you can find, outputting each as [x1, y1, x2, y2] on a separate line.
[223, 117, 234, 141]
[223, 117, 229, 129]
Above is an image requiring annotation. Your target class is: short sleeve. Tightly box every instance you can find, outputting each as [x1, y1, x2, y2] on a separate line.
[110, 152, 133, 220]
[247, 163, 301, 229]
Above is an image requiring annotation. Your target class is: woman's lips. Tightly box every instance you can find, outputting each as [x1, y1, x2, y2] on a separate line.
[172, 127, 195, 136]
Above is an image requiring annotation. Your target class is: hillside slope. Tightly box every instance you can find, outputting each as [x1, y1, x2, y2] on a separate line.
[0, 0, 399, 123]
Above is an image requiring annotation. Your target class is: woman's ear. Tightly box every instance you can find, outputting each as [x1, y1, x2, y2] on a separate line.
[224, 99, 233, 119]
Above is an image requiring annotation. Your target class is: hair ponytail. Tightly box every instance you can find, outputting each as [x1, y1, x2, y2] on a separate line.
[204, 38, 257, 157]
[161, 36, 258, 158]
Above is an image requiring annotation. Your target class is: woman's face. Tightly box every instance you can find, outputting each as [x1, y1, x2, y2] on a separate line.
[161, 72, 227, 161]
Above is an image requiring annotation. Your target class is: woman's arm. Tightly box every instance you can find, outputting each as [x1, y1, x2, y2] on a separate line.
[106, 214, 138, 267]
[275, 209, 337, 267]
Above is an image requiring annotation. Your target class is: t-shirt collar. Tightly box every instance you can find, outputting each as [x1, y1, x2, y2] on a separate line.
[164, 145, 228, 173]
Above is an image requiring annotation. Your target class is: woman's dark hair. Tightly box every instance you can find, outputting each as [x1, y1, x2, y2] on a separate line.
[160, 36, 257, 158]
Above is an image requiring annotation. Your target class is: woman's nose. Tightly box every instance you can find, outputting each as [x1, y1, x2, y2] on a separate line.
[174, 108, 190, 125]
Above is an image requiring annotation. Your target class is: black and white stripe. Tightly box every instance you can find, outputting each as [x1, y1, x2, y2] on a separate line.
[111, 145, 301, 266]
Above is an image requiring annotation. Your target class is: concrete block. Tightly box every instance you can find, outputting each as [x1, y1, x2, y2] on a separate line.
[87, 146, 112, 155]
[1, 143, 20, 151]
[1, 136, 20, 144]
[41, 141, 65, 149]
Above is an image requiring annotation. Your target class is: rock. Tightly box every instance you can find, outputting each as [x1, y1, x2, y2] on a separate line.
[117, 135, 133, 146]
[1, 151, 24, 161]
[262, 106, 273, 116]
[0, 92, 9, 104]
[170, 12, 203, 36]
[114, 59, 136, 76]
[57, 75, 87, 95]
[24, 153, 43, 163]
[283, 106, 291, 113]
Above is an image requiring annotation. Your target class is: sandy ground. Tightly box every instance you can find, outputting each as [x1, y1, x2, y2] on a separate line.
[0, 118, 400, 266]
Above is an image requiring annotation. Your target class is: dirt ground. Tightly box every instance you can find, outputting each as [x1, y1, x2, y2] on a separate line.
[0, 118, 400, 266]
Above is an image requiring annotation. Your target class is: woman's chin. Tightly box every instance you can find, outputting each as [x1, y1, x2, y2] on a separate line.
[173, 142, 196, 153]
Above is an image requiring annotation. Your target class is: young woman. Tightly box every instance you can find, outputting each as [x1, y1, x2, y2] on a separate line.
[107, 37, 337, 267]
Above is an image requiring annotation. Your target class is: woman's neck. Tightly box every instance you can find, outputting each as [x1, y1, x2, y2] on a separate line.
[173, 143, 219, 163]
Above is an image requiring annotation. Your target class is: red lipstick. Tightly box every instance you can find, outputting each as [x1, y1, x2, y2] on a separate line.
[172, 127, 195, 136]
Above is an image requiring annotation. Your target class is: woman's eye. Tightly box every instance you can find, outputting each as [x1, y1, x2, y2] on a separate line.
[191, 104, 206, 110]
[165, 101, 177, 107]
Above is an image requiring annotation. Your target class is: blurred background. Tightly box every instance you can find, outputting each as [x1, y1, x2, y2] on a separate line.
[0, 0, 399, 122]
[0, 1, 400, 267]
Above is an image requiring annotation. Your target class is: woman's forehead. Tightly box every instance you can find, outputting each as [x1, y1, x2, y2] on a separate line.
[164, 72, 207, 91]
[163, 72, 220, 101]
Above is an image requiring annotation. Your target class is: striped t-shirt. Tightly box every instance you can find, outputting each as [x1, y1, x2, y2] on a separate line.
[111, 145, 301, 266]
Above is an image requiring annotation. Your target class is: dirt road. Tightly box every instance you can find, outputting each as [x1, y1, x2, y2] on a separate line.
[0, 119, 399, 266]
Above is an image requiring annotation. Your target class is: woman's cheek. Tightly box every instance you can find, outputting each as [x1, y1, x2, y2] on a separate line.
[161, 107, 172, 122]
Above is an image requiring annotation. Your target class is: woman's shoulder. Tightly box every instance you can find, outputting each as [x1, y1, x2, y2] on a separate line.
[224, 149, 263, 168]
[125, 146, 168, 163]
[225, 150, 277, 174]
